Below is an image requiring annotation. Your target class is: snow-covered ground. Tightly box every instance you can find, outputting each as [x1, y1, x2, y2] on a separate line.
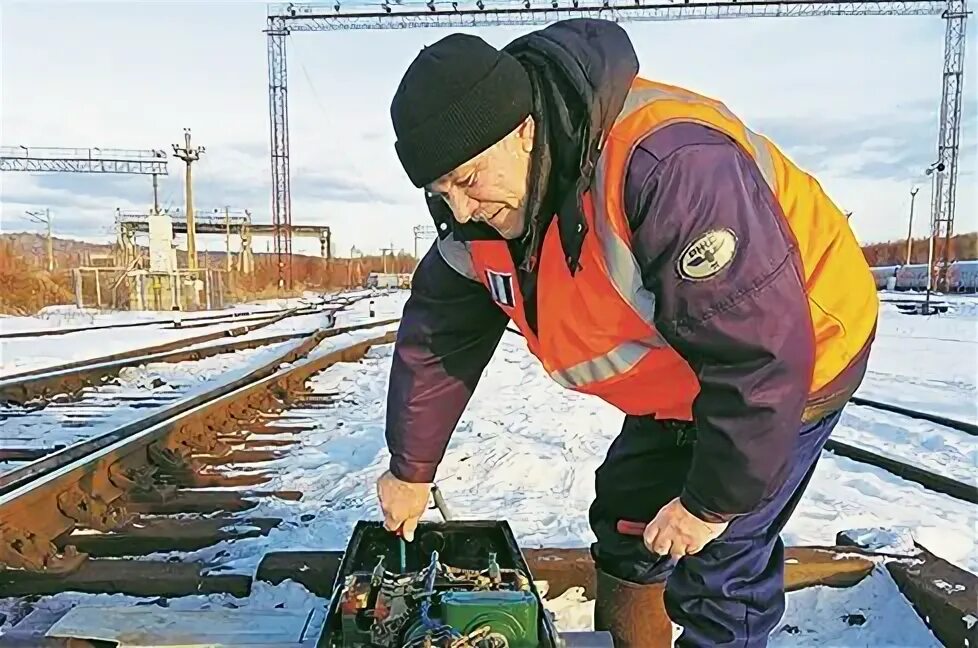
[0, 289, 974, 645]
[857, 293, 977, 422]
[0, 289, 393, 377]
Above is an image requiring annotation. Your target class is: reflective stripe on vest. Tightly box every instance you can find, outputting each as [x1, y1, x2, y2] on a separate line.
[549, 334, 663, 389]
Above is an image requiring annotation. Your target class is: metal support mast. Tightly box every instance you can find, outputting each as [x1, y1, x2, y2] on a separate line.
[267, 16, 293, 291]
[933, 0, 967, 291]
[0, 146, 168, 174]
[268, 0, 968, 294]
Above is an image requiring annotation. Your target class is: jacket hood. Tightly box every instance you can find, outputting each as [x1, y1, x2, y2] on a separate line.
[506, 18, 639, 183]
[432, 19, 638, 273]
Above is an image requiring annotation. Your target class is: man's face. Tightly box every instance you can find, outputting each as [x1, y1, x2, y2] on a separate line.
[427, 117, 535, 240]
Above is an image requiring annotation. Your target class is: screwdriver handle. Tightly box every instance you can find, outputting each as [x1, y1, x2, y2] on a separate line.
[616, 519, 648, 537]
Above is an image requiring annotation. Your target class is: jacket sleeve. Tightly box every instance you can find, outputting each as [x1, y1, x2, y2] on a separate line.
[386, 239, 509, 483]
[625, 124, 816, 522]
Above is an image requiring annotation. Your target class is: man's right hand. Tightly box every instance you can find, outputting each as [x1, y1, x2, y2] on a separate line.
[376, 470, 432, 542]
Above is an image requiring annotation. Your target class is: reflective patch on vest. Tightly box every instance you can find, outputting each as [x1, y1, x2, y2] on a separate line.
[678, 228, 738, 281]
[486, 270, 515, 307]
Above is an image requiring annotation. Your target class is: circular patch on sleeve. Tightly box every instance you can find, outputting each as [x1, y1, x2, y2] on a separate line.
[677, 228, 738, 281]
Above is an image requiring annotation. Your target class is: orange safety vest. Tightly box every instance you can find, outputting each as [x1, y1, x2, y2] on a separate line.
[438, 78, 879, 421]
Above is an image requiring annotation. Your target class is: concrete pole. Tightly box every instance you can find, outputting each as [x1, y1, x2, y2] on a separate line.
[45, 209, 53, 272]
[225, 206, 231, 272]
[185, 153, 197, 272]
[905, 187, 919, 265]
[172, 128, 204, 274]
[73, 269, 83, 308]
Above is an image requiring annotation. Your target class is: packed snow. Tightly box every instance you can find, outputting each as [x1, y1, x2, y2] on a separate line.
[0, 289, 974, 645]
[857, 293, 977, 423]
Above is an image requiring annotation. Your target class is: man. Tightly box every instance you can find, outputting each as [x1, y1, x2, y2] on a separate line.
[377, 18, 878, 647]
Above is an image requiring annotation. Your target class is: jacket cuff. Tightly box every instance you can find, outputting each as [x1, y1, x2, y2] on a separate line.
[679, 490, 738, 524]
[390, 456, 437, 484]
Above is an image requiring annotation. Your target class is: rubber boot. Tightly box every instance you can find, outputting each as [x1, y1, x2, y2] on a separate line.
[594, 566, 673, 648]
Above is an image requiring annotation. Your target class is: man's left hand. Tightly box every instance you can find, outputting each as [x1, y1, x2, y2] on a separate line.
[643, 497, 729, 560]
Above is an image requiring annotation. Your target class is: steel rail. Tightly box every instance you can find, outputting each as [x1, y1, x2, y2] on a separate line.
[0, 307, 290, 340]
[0, 304, 334, 390]
[0, 317, 400, 497]
[849, 396, 977, 436]
[823, 439, 978, 504]
[0, 330, 315, 409]
[0, 289, 373, 339]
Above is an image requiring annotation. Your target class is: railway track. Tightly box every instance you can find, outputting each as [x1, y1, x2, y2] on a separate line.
[0, 293, 387, 474]
[0, 292, 376, 406]
[0, 291, 371, 340]
[826, 400, 977, 504]
[0, 316, 400, 607]
[0, 316, 973, 646]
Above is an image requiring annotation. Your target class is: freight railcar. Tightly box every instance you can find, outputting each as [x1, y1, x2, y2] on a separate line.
[871, 260, 978, 293]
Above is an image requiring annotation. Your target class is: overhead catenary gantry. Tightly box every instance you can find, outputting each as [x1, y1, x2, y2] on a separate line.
[266, 0, 968, 291]
[0, 146, 168, 175]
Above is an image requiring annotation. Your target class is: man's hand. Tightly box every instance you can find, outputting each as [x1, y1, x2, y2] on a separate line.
[376, 470, 431, 542]
[644, 497, 729, 560]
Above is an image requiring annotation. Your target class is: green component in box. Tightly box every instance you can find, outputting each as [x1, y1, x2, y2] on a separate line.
[441, 590, 539, 647]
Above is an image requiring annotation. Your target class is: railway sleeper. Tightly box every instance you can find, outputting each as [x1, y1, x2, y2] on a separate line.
[171, 420, 231, 456]
[0, 558, 253, 599]
[194, 449, 287, 465]
[55, 515, 282, 557]
[838, 530, 978, 647]
[124, 488, 302, 514]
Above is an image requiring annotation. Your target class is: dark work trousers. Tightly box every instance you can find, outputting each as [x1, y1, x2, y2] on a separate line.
[588, 409, 843, 647]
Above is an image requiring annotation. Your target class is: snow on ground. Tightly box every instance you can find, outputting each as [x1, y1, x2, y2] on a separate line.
[831, 402, 976, 484]
[106, 289, 968, 644]
[0, 289, 971, 644]
[857, 294, 977, 422]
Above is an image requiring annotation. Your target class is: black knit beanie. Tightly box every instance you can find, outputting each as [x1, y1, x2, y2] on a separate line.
[390, 33, 533, 189]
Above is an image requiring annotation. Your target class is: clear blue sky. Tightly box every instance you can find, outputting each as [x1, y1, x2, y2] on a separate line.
[2, 1, 975, 257]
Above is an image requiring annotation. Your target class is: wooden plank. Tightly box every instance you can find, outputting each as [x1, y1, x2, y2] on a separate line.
[0, 448, 60, 461]
[0, 559, 251, 597]
[255, 546, 873, 603]
[523, 546, 873, 599]
[256, 551, 345, 597]
[125, 489, 301, 514]
[56, 517, 280, 557]
[887, 547, 978, 648]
